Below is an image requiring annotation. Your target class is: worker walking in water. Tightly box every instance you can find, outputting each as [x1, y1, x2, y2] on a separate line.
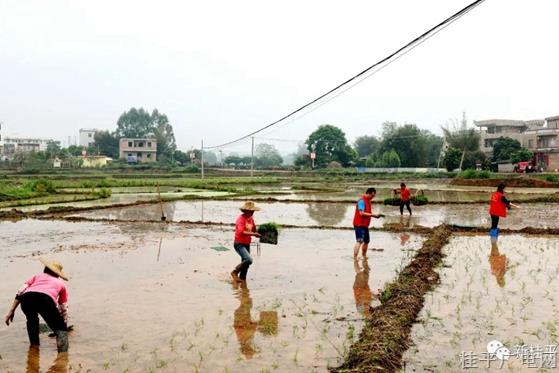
[394, 183, 412, 216]
[489, 182, 519, 237]
[4, 258, 69, 353]
[231, 201, 261, 283]
[353, 188, 381, 258]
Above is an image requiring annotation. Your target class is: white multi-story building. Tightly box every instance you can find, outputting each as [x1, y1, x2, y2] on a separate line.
[2, 137, 55, 157]
[79, 128, 97, 148]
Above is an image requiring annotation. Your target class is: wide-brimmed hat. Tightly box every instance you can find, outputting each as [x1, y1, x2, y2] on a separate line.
[39, 258, 68, 281]
[240, 201, 261, 211]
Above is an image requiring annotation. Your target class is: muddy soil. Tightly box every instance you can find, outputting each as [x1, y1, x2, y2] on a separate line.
[73, 200, 559, 229]
[0, 220, 423, 372]
[403, 235, 559, 372]
[451, 177, 559, 188]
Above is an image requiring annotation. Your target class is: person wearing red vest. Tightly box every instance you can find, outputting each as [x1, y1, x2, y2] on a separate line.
[489, 183, 519, 237]
[394, 183, 412, 216]
[353, 188, 381, 258]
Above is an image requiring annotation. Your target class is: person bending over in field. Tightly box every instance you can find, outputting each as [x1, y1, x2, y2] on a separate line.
[4, 258, 69, 353]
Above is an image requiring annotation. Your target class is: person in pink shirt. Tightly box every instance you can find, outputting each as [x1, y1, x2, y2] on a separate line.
[4, 258, 69, 353]
[231, 201, 261, 283]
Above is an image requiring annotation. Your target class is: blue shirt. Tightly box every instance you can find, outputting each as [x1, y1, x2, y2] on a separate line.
[357, 199, 365, 212]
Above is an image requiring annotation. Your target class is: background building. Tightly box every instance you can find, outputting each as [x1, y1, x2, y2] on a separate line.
[475, 117, 559, 170]
[79, 128, 97, 148]
[119, 137, 157, 163]
[3, 136, 53, 153]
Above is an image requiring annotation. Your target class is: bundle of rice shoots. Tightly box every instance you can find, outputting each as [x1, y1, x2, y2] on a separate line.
[257, 222, 280, 245]
[412, 195, 429, 206]
[383, 197, 402, 206]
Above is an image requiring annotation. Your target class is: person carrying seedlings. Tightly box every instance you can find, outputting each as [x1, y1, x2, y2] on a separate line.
[353, 188, 381, 258]
[4, 258, 69, 353]
[489, 182, 519, 237]
[231, 201, 261, 282]
[394, 182, 412, 216]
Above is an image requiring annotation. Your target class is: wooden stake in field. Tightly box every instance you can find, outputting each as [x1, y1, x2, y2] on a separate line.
[157, 182, 166, 221]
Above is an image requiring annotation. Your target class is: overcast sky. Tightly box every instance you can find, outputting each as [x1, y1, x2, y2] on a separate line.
[1, 0, 558, 154]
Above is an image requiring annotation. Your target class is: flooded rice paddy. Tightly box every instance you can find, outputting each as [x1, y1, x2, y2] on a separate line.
[242, 181, 559, 203]
[2, 178, 559, 372]
[0, 219, 423, 372]
[403, 235, 559, 372]
[1, 190, 232, 213]
[74, 200, 559, 229]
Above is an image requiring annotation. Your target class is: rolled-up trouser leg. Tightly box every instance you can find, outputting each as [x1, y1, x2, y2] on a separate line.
[55, 330, 69, 353]
[234, 243, 253, 280]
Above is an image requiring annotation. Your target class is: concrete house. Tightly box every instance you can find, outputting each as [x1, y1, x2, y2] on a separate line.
[475, 117, 559, 171]
[119, 137, 157, 163]
[79, 128, 97, 148]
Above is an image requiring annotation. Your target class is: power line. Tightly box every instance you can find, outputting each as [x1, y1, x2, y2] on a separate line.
[261, 3, 468, 137]
[204, 0, 486, 149]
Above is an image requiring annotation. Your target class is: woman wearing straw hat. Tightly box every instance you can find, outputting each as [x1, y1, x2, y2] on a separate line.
[4, 258, 70, 353]
[231, 201, 261, 282]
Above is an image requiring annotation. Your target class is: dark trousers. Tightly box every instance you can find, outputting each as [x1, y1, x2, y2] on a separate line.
[20, 292, 67, 346]
[400, 200, 412, 215]
[490, 215, 500, 230]
[233, 243, 253, 280]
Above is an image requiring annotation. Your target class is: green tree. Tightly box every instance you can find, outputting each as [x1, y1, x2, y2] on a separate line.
[381, 149, 401, 167]
[67, 145, 85, 157]
[116, 108, 154, 138]
[116, 108, 176, 158]
[379, 122, 440, 167]
[462, 150, 488, 170]
[202, 151, 218, 165]
[45, 141, 62, 159]
[255, 143, 283, 168]
[173, 150, 189, 165]
[153, 115, 176, 158]
[224, 155, 242, 166]
[492, 137, 521, 162]
[442, 125, 481, 170]
[354, 135, 380, 157]
[443, 147, 462, 171]
[365, 153, 377, 167]
[306, 124, 356, 167]
[511, 148, 534, 163]
[94, 131, 119, 159]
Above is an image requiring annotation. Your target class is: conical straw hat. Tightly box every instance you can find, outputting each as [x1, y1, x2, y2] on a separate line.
[240, 201, 261, 211]
[39, 258, 68, 281]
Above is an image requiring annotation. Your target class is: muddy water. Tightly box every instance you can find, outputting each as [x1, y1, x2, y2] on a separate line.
[0, 219, 423, 372]
[403, 235, 559, 372]
[74, 200, 559, 229]
[1, 190, 232, 213]
[245, 181, 559, 202]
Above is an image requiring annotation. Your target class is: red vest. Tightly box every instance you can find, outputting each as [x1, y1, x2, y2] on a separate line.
[489, 191, 507, 217]
[353, 196, 372, 227]
[401, 188, 411, 202]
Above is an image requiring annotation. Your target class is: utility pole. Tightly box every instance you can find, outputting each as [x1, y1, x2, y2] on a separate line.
[250, 136, 254, 177]
[201, 139, 205, 179]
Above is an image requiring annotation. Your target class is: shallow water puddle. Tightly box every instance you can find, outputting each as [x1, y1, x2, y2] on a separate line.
[403, 235, 559, 372]
[73, 200, 559, 229]
[0, 220, 422, 372]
